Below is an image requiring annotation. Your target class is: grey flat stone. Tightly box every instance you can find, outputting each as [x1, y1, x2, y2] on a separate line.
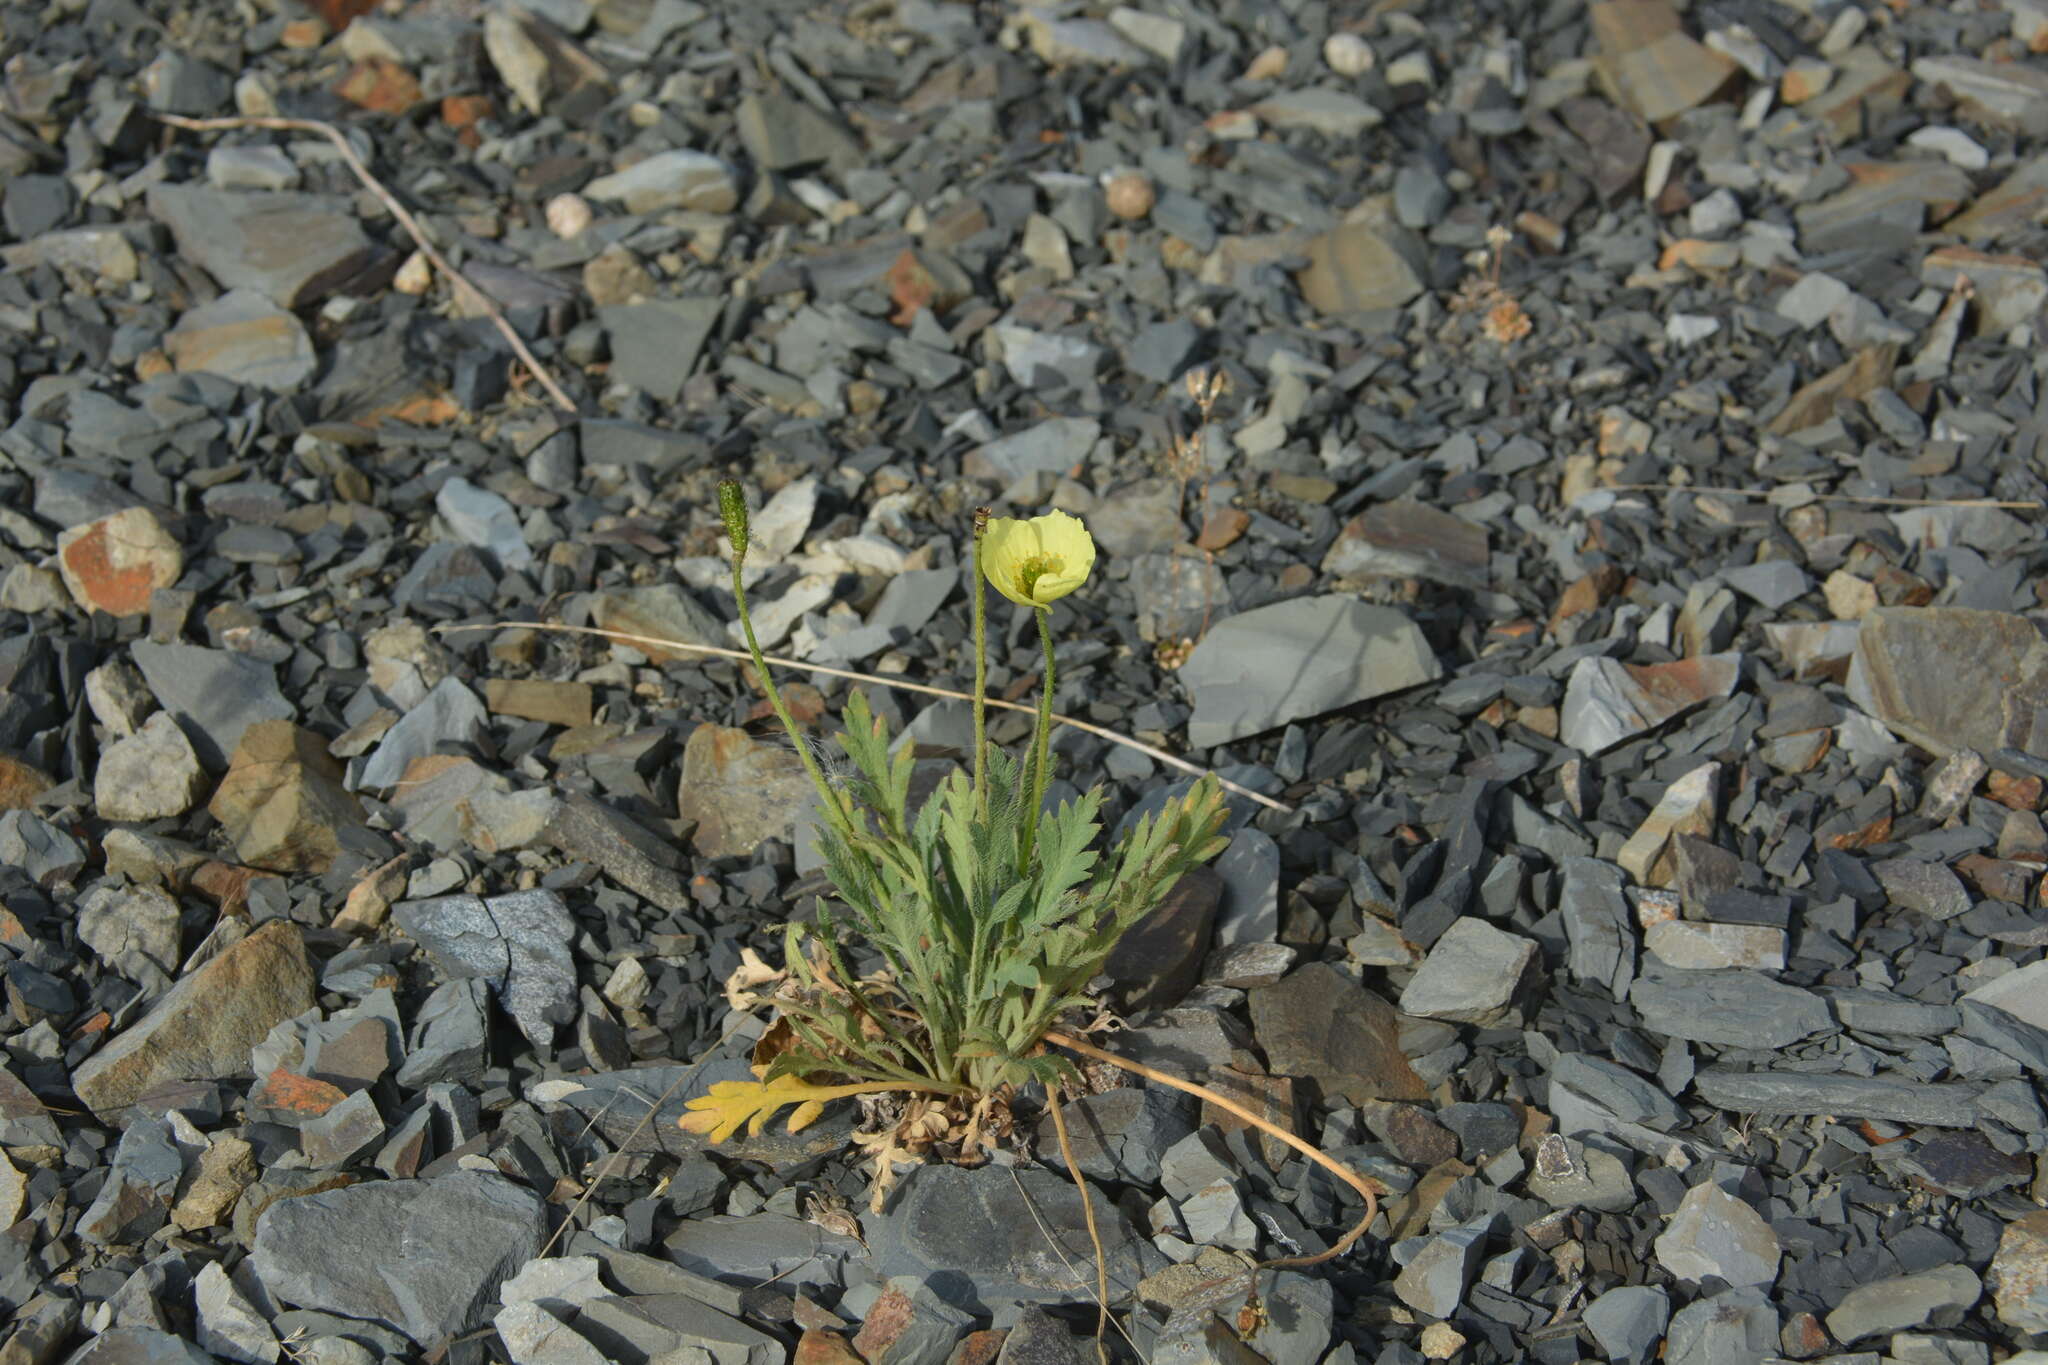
[1560, 856, 1635, 1002]
[1827, 1266, 1981, 1342]
[601, 297, 723, 402]
[1584, 1285, 1670, 1365]
[1654, 1180, 1779, 1288]
[972, 417, 1100, 482]
[863, 1164, 1145, 1321]
[1965, 959, 2048, 1031]
[575, 1295, 780, 1365]
[437, 476, 533, 571]
[1560, 653, 1743, 755]
[1394, 1216, 1493, 1318]
[583, 149, 738, 214]
[1630, 972, 1834, 1049]
[146, 184, 376, 307]
[356, 675, 487, 790]
[1663, 1287, 1776, 1365]
[1180, 597, 1440, 748]
[1692, 1069, 1984, 1126]
[1323, 499, 1489, 589]
[250, 1171, 546, 1346]
[1848, 607, 2048, 759]
[1398, 917, 1541, 1026]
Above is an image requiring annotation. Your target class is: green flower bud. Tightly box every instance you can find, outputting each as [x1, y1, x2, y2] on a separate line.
[719, 480, 750, 562]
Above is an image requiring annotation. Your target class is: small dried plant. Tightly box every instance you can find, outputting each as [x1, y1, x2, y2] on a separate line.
[1153, 367, 1231, 664]
[1451, 224, 1532, 344]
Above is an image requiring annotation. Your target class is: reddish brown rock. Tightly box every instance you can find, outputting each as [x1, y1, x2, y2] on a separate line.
[794, 1330, 865, 1365]
[1247, 962, 1428, 1104]
[0, 756, 54, 811]
[677, 724, 815, 858]
[71, 920, 317, 1119]
[55, 508, 182, 617]
[208, 720, 368, 875]
[484, 678, 594, 729]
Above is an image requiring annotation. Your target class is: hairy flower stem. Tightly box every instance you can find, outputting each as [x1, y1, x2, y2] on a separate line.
[971, 508, 990, 813]
[720, 486, 847, 836]
[1020, 607, 1056, 870]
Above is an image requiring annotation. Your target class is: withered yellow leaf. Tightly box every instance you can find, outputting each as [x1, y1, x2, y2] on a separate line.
[678, 1074, 888, 1144]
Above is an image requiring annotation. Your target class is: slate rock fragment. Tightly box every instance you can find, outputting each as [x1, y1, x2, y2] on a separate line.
[1247, 963, 1427, 1104]
[1561, 856, 1635, 1001]
[1560, 654, 1742, 755]
[677, 724, 815, 858]
[1394, 1217, 1493, 1318]
[1662, 1287, 1777, 1365]
[393, 890, 577, 1048]
[1584, 1285, 1670, 1365]
[1629, 972, 1832, 1049]
[1654, 1180, 1779, 1288]
[1397, 918, 1541, 1026]
[356, 676, 488, 791]
[1179, 597, 1440, 748]
[1322, 499, 1488, 589]
[1849, 608, 2048, 759]
[1872, 858, 1971, 921]
[251, 1171, 546, 1346]
[600, 297, 722, 402]
[165, 288, 317, 391]
[1294, 221, 1428, 315]
[146, 184, 379, 307]
[862, 1164, 1143, 1314]
[584, 149, 739, 214]
[73, 920, 316, 1118]
[1693, 1070, 1982, 1126]
[209, 719, 369, 874]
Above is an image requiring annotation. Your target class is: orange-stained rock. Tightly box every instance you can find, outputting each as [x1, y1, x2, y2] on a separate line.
[56, 508, 182, 617]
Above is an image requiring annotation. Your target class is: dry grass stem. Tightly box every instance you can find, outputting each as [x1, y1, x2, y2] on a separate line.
[1603, 485, 2042, 511]
[436, 619, 1294, 813]
[1045, 1090, 1113, 1363]
[152, 112, 578, 413]
[1043, 1029, 1380, 1270]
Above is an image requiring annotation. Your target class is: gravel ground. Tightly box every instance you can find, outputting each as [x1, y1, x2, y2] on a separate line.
[8, 0, 2048, 1362]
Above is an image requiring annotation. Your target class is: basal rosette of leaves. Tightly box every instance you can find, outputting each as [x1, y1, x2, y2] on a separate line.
[682, 485, 1231, 1158]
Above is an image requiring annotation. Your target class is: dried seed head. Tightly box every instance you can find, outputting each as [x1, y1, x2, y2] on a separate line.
[718, 480, 750, 561]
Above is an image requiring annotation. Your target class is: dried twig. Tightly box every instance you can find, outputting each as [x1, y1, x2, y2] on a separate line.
[151, 112, 578, 413]
[1043, 1028, 1380, 1271]
[1601, 484, 2043, 511]
[1044, 1095, 1113, 1364]
[435, 619, 1295, 813]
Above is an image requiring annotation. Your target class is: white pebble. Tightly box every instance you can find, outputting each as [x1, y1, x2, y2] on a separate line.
[393, 250, 433, 296]
[1323, 32, 1375, 76]
[1907, 126, 1989, 171]
[545, 192, 592, 239]
[1666, 313, 1720, 347]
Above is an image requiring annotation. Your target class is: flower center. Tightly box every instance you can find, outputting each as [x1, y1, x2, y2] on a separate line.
[1018, 553, 1063, 598]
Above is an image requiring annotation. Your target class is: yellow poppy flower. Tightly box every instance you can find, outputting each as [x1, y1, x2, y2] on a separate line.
[982, 510, 1096, 607]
